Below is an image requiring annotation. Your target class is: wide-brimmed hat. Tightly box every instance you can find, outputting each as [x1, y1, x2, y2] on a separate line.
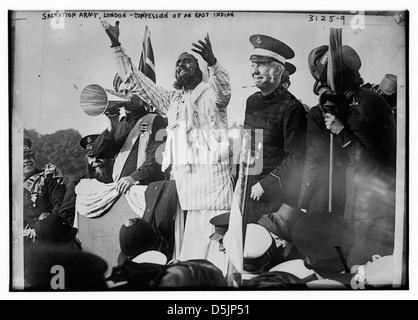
[308, 45, 362, 82]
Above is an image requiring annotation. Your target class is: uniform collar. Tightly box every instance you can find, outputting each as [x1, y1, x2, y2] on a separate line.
[262, 86, 286, 102]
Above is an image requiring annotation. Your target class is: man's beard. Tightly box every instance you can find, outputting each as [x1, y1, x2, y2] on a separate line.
[173, 70, 202, 90]
[86, 162, 113, 183]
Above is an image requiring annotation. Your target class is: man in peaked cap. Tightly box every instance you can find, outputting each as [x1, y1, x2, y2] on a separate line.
[58, 134, 113, 226]
[23, 138, 66, 246]
[243, 34, 307, 229]
[299, 43, 396, 267]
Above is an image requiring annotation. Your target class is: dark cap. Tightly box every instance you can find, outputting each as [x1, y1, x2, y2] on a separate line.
[249, 34, 295, 64]
[280, 62, 297, 86]
[285, 62, 296, 76]
[24, 138, 34, 157]
[209, 212, 230, 241]
[292, 212, 355, 261]
[119, 218, 161, 263]
[308, 45, 362, 82]
[80, 134, 100, 156]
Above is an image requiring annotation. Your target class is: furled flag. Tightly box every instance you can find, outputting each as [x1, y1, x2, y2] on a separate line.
[138, 25, 156, 83]
[223, 129, 252, 287]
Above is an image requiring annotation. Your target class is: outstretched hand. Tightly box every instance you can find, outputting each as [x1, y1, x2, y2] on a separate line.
[101, 20, 121, 47]
[192, 33, 217, 67]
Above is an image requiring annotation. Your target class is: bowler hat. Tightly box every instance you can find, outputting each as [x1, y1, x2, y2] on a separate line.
[292, 212, 355, 261]
[378, 74, 397, 96]
[80, 134, 100, 156]
[119, 218, 162, 264]
[249, 34, 295, 64]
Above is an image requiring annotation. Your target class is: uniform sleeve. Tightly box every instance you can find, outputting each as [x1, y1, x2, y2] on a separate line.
[58, 180, 78, 226]
[334, 96, 381, 170]
[45, 177, 66, 216]
[208, 61, 231, 110]
[93, 118, 132, 159]
[129, 115, 168, 184]
[298, 107, 329, 210]
[259, 102, 307, 191]
[112, 46, 171, 117]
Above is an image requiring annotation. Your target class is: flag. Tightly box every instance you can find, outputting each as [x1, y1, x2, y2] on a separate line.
[138, 26, 156, 83]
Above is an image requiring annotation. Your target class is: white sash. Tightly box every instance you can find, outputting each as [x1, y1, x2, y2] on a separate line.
[112, 114, 157, 182]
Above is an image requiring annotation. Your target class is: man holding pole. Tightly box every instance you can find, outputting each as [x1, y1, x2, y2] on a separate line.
[301, 37, 397, 267]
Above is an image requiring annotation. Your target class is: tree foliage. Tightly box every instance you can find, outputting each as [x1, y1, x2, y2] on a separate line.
[24, 128, 86, 183]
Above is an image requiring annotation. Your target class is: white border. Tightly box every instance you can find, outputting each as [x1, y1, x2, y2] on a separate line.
[2, 0, 417, 301]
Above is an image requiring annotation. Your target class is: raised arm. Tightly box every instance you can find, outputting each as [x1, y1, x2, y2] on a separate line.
[192, 33, 231, 109]
[102, 21, 171, 116]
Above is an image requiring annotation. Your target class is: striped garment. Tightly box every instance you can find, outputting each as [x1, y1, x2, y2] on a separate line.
[112, 46, 233, 210]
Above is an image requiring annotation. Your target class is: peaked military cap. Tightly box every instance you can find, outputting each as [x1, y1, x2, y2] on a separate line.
[209, 212, 230, 241]
[249, 34, 295, 64]
[24, 138, 34, 157]
[80, 134, 100, 156]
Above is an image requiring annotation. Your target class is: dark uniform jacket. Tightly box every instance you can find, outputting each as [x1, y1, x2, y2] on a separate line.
[58, 173, 86, 226]
[243, 87, 307, 223]
[300, 87, 396, 266]
[23, 168, 66, 229]
[142, 180, 178, 260]
[93, 112, 167, 184]
[298, 105, 350, 215]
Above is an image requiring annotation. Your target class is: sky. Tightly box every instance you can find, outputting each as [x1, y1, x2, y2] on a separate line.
[11, 10, 406, 137]
[5, 2, 417, 300]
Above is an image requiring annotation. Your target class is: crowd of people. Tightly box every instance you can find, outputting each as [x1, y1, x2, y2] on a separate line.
[21, 21, 401, 290]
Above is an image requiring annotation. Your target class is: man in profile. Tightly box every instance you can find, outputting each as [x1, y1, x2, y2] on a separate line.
[243, 34, 307, 226]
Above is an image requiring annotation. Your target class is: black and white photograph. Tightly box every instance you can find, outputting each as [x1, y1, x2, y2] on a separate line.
[6, 2, 413, 301]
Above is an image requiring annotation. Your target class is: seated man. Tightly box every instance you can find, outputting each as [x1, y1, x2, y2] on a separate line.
[23, 138, 66, 246]
[58, 134, 113, 226]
